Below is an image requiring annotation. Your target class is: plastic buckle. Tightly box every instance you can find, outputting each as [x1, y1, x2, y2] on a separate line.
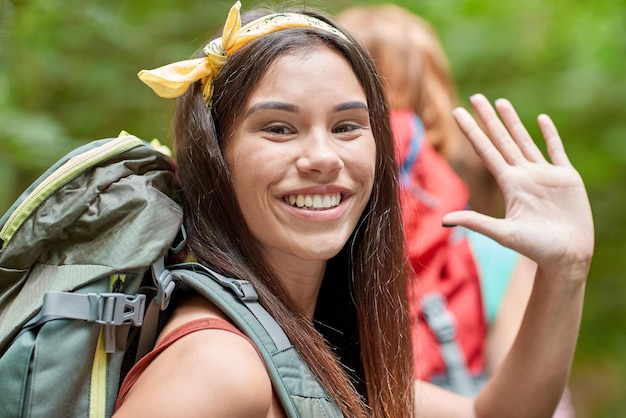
[155, 268, 176, 310]
[90, 293, 146, 326]
[421, 293, 456, 343]
[151, 256, 176, 311]
[222, 278, 259, 301]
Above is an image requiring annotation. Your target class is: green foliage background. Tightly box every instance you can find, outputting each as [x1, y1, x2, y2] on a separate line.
[1, 0, 624, 415]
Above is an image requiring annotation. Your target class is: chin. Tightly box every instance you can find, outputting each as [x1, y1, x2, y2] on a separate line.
[293, 245, 344, 261]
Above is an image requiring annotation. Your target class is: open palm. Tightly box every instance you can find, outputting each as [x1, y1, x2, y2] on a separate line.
[443, 94, 594, 275]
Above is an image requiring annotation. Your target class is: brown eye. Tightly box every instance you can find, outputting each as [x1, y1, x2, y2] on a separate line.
[334, 124, 357, 134]
[263, 124, 293, 135]
[333, 122, 365, 138]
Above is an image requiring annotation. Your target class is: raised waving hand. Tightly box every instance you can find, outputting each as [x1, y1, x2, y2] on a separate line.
[423, 94, 594, 417]
[443, 94, 594, 279]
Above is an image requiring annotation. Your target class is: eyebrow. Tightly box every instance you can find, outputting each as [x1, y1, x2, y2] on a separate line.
[245, 102, 298, 118]
[244, 100, 369, 118]
[334, 101, 369, 113]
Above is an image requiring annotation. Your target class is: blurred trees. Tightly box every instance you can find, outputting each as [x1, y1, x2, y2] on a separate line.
[1, 0, 625, 415]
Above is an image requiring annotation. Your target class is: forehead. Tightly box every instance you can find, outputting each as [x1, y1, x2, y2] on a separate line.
[246, 44, 365, 104]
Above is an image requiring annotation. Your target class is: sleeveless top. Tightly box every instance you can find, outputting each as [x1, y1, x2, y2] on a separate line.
[115, 317, 261, 411]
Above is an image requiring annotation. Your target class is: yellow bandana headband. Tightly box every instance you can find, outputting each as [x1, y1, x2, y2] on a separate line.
[138, 1, 347, 105]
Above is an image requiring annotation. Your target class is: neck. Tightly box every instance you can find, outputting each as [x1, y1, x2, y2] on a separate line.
[266, 256, 327, 319]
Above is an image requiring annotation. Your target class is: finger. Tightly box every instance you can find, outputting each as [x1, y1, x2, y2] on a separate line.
[469, 94, 525, 165]
[494, 98, 546, 163]
[538, 114, 572, 167]
[452, 106, 507, 175]
[442, 210, 513, 248]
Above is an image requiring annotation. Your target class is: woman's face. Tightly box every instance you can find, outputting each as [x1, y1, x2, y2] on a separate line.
[224, 45, 376, 275]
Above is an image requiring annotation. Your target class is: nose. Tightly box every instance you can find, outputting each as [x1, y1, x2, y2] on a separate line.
[296, 130, 344, 176]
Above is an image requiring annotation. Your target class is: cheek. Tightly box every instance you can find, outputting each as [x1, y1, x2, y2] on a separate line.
[227, 157, 264, 236]
[228, 154, 261, 202]
[224, 143, 253, 202]
[356, 140, 377, 191]
[225, 143, 283, 213]
[225, 137, 260, 183]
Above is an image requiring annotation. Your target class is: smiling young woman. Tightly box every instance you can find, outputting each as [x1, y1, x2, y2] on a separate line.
[113, 2, 593, 417]
[116, 4, 410, 416]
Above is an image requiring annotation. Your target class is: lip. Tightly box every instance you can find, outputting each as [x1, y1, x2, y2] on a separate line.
[277, 185, 352, 221]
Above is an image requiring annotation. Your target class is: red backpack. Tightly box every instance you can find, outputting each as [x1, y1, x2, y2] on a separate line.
[391, 109, 487, 395]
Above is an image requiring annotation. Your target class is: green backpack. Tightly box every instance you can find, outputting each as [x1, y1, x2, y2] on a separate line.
[0, 132, 340, 418]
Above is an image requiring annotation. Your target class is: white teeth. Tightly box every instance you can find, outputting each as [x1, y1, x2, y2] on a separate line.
[284, 193, 342, 209]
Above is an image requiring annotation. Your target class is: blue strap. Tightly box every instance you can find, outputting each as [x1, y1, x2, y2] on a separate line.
[399, 114, 425, 185]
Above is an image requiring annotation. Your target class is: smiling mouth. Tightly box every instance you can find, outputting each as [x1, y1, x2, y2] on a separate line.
[284, 193, 342, 210]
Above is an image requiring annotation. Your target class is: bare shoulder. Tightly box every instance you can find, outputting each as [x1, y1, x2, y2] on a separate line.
[158, 292, 234, 337]
[115, 294, 274, 418]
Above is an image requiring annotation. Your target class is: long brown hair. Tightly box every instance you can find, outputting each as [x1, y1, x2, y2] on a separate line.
[173, 8, 413, 417]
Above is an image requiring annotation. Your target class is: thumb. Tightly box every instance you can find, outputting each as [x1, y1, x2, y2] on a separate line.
[442, 210, 507, 243]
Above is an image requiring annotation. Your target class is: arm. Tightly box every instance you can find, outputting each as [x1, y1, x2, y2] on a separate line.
[416, 94, 593, 418]
[485, 255, 536, 374]
[113, 295, 275, 418]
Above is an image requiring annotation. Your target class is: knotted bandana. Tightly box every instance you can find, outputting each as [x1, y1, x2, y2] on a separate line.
[138, 1, 348, 105]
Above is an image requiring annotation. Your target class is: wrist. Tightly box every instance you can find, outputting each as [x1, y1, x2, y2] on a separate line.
[535, 259, 590, 293]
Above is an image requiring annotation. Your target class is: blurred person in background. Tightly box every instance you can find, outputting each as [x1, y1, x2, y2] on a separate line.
[337, 5, 574, 416]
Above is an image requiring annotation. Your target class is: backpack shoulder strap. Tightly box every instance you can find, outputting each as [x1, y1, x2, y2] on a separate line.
[421, 292, 482, 396]
[169, 263, 342, 418]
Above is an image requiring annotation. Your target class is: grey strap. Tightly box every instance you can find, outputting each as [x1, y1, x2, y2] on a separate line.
[134, 293, 160, 362]
[421, 292, 478, 397]
[135, 230, 185, 361]
[25, 291, 145, 353]
[134, 256, 175, 362]
[134, 260, 292, 361]
[177, 263, 292, 352]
